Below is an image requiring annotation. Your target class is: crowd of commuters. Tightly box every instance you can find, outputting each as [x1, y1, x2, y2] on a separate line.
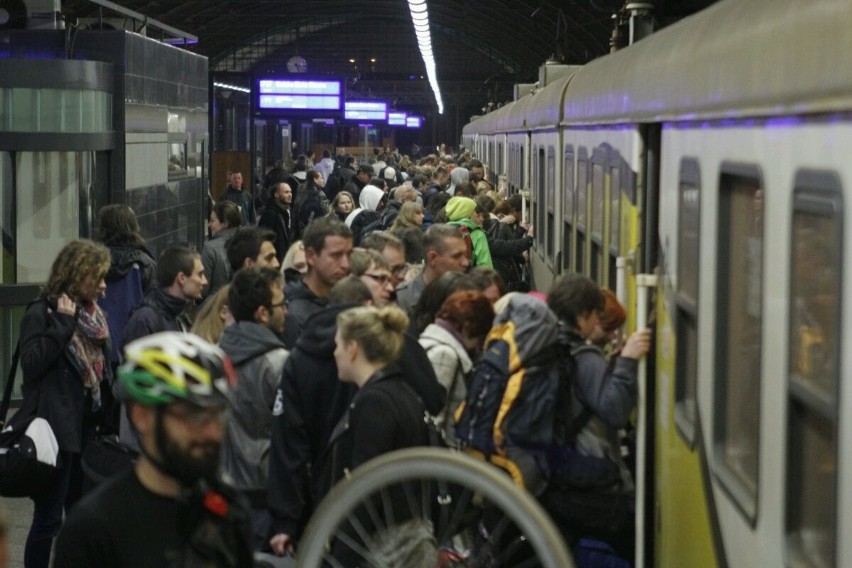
[13, 144, 648, 568]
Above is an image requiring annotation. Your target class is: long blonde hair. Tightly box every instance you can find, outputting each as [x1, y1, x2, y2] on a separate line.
[389, 201, 423, 234]
[190, 285, 231, 343]
[336, 305, 409, 364]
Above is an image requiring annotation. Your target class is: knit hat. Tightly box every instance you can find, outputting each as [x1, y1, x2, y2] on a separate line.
[446, 196, 476, 221]
[383, 167, 397, 180]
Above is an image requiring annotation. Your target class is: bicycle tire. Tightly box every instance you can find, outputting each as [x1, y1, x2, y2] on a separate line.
[296, 447, 573, 568]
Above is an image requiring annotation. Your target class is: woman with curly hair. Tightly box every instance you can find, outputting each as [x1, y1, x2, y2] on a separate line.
[19, 239, 112, 568]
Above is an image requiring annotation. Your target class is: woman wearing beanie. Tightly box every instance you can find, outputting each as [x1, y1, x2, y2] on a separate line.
[445, 195, 493, 268]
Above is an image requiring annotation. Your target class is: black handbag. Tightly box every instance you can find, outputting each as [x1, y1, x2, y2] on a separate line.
[0, 344, 61, 498]
[81, 432, 138, 494]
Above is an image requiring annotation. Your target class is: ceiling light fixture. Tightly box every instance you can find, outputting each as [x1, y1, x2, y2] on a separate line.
[407, 0, 443, 114]
[213, 82, 250, 93]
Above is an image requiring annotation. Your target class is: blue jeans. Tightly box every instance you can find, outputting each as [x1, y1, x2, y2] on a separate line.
[25, 451, 79, 568]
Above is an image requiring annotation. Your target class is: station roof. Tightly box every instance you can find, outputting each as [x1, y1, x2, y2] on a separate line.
[59, 0, 718, 119]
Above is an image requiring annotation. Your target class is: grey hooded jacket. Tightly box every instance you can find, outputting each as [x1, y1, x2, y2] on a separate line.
[219, 321, 289, 505]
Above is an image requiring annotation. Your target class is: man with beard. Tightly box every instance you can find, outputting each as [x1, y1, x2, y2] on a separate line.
[258, 181, 296, 264]
[54, 332, 253, 568]
[218, 267, 289, 551]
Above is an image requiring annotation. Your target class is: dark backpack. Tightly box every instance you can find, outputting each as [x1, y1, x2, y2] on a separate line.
[98, 264, 145, 364]
[357, 208, 396, 243]
[350, 209, 381, 245]
[454, 295, 596, 494]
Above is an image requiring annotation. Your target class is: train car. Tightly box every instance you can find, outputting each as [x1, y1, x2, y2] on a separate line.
[462, 0, 851, 566]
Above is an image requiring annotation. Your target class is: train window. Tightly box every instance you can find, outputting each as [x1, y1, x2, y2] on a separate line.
[0, 153, 11, 283]
[563, 147, 574, 272]
[591, 159, 604, 282]
[536, 147, 546, 251]
[675, 158, 701, 445]
[610, 164, 621, 253]
[546, 146, 556, 259]
[592, 161, 604, 240]
[785, 174, 841, 568]
[608, 163, 621, 290]
[713, 166, 763, 524]
[576, 150, 588, 274]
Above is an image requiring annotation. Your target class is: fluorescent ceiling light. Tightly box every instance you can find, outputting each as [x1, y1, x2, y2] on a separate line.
[407, 0, 443, 114]
[214, 82, 250, 93]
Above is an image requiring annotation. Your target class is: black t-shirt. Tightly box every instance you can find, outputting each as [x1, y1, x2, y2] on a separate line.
[54, 469, 252, 568]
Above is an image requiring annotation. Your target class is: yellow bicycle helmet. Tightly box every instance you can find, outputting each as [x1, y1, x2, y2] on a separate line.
[118, 332, 236, 407]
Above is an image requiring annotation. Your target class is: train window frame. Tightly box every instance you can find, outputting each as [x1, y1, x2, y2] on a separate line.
[784, 171, 842, 568]
[563, 145, 575, 273]
[712, 163, 764, 527]
[675, 158, 701, 447]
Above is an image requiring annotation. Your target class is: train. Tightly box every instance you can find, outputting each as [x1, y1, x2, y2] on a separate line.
[461, 0, 849, 566]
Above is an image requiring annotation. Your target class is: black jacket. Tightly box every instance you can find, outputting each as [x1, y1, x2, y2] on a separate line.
[322, 365, 429, 494]
[483, 217, 533, 289]
[20, 298, 112, 453]
[267, 305, 445, 539]
[298, 187, 329, 232]
[281, 278, 328, 349]
[219, 185, 257, 225]
[123, 287, 192, 346]
[268, 304, 357, 539]
[258, 200, 295, 264]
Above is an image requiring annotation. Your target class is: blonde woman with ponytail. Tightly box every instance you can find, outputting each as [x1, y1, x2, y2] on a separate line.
[324, 305, 433, 564]
[328, 305, 429, 483]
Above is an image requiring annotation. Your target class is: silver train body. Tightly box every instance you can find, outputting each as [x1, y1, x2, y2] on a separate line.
[462, 0, 850, 566]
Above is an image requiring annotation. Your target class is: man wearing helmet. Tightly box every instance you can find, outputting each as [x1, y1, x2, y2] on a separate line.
[54, 332, 253, 568]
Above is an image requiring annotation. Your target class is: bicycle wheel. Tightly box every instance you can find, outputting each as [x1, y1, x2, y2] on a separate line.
[296, 447, 573, 568]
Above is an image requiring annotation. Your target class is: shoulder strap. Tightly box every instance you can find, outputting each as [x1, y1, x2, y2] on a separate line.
[1, 343, 20, 426]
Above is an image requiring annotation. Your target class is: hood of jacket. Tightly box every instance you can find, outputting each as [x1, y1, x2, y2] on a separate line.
[150, 286, 191, 317]
[107, 244, 155, 278]
[449, 167, 469, 191]
[294, 303, 359, 358]
[219, 321, 286, 365]
[450, 217, 484, 233]
[212, 226, 239, 243]
[359, 185, 384, 211]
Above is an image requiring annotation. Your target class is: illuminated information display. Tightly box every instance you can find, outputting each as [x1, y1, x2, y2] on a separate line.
[388, 112, 407, 125]
[258, 79, 342, 110]
[344, 101, 388, 121]
[406, 116, 422, 128]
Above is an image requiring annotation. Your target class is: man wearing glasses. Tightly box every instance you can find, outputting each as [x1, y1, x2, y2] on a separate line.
[55, 333, 252, 567]
[218, 267, 290, 553]
[349, 248, 396, 307]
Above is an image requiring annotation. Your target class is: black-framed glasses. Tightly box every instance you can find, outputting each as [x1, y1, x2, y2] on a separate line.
[363, 273, 393, 286]
[390, 263, 409, 276]
[268, 298, 289, 309]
